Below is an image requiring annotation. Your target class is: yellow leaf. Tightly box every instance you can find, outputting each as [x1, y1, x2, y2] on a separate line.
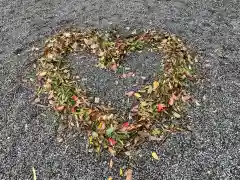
[120, 168, 123, 176]
[152, 152, 159, 160]
[108, 177, 113, 180]
[153, 81, 159, 90]
[39, 72, 47, 77]
[32, 167, 37, 180]
[134, 93, 141, 98]
[140, 101, 147, 107]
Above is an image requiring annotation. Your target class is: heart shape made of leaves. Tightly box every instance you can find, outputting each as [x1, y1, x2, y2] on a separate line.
[36, 28, 196, 155]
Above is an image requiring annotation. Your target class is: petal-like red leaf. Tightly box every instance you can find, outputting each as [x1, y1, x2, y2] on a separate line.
[157, 104, 167, 112]
[72, 95, 78, 101]
[108, 138, 117, 146]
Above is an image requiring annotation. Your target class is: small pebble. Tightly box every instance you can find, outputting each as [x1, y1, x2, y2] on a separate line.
[94, 97, 100, 103]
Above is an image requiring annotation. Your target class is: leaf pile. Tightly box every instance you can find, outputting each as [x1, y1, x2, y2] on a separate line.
[36, 28, 197, 155]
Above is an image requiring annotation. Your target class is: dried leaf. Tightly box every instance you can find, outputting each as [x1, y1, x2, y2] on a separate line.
[140, 101, 147, 107]
[153, 81, 159, 90]
[151, 128, 162, 136]
[147, 85, 153, 94]
[131, 105, 139, 113]
[32, 167, 37, 180]
[108, 147, 116, 156]
[109, 158, 113, 169]
[55, 105, 65, 111]
[83, 38, 92, 45]
[108, 177, 113, 180]
[39, 72, 47, 77]
[125, 91, 135, 97]
[94, 97, 100, 103]
[34, 97, 40, 103]
[134, 93, 141, 98]
[110, 63, 117, 71]
[173, 112, 181, 118]
[125, 169, 133, 180]
[152, 152, 159, 160]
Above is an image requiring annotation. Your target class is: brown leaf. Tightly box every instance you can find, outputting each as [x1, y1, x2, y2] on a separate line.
[125, 169, 133, 180]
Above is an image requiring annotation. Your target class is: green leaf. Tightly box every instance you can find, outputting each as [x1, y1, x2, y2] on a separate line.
[106, 127, 114, 137]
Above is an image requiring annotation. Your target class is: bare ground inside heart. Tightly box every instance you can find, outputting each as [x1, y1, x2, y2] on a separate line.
[70, 50, 163, 118]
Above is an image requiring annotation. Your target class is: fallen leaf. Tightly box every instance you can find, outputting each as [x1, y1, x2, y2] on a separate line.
[168, 93, 178, 105]
[83, 38, 92, 45]
[172, 112, 181, 118]
[157, 104, 167, 112]
[39, 71, 47, 77]
[125, 91, 135, 97]
[106, 127, 114, 137]
[140, 101, 147, 107]
[34, 97, 40, 103]
[151, 128, 162, 136]
[120, 72, 135, 78]
[98, 121, 106, 131]
[152, 152, 160, 160]
[108, 147, 116, 156]
[134, 93, 141, 98]
[131, 105, 139, 113]
[55, 105, 65, 111]
[110, 63, 117, 71]
[72, 95, 78, 101]
[195, 100, 201, 106]
[92, 131, 98, 138]
[120, 168, 124, 176]
[32, 167, 37, 180]
[94, 97, 100, 103]
[91, 43, 98, 49]
[108, 138, 117, 146]
[125, 169, 133, 180]
[153, 81, 159, 90]
[109, 158, 113, 168]
[147, 85, 153, 94]
[108, 177, 113, 180]
[122, 122, 129, 127]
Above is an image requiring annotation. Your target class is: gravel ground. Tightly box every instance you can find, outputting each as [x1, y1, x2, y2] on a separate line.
[1, 0, 240, 179]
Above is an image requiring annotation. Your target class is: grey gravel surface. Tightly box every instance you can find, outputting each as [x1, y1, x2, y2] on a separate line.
[1, 0, 240, 179]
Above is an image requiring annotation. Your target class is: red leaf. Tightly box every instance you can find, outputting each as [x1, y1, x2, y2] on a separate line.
[108, 138, 117, 146]
[122, 122, 129, 127]
[72, 95, 78, 101]
[157, 104, 167, 112]
[71, 107, 76, 113]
